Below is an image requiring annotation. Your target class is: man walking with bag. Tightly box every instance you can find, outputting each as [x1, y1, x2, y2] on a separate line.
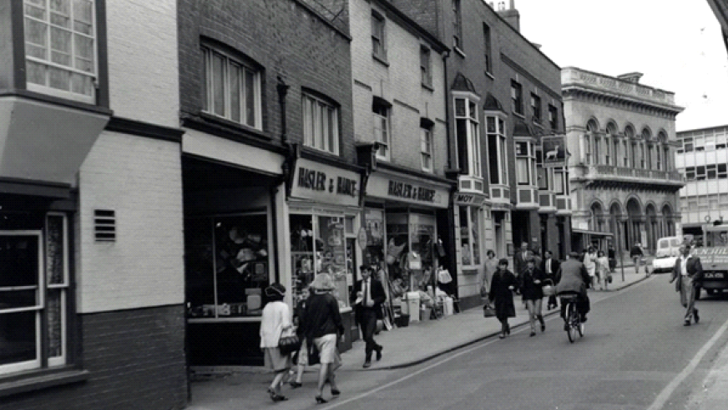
[670, 243, 703, 326]
[350, 265, 385, 368]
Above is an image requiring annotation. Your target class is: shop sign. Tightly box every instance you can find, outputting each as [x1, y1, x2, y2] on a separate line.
[291, 158, 360, 207]
[366, 174, 450, 208]
[453, 192, 487, 206]
[541, 135, 567, 168]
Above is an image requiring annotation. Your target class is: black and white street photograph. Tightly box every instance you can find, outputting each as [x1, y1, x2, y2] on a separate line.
[1, 0, 728, 409]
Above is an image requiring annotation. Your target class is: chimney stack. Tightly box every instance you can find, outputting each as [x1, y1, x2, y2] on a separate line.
[498, 0, 520, 32]
[617, 72, 644, 84]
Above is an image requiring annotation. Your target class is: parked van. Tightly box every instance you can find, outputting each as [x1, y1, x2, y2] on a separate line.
[651, 236, 683, 273]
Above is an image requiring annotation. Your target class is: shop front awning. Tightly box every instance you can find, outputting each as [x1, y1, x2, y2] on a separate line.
[572, 229, 613, 237]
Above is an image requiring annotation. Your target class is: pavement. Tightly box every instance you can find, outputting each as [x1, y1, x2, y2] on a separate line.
[183, 266, 654, 410]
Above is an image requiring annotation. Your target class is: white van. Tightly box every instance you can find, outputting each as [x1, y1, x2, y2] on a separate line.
[651, 236, 683, 273]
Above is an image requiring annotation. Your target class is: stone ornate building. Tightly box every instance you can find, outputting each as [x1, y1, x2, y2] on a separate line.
[563, 67, 685, 256]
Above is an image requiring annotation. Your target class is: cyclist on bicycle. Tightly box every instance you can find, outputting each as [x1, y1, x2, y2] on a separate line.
[554, 251, 591, 329]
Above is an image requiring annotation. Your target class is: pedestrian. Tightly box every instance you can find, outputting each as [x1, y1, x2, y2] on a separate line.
[350, 265, 385, 368]
[541, 250, 561, 310]
[289, 286, 311, 389]
[259, 282, 293, 402]
[519, 257, 546, 336]
[608, 243, 617, 273]
[554, 252, 591, 327]
[514, 242, 531, 280]
[669, 243, 703, 326]
[305, 274, 345, 404]
[630, 242, 644, 274]
[583, 246, 597, 289]
[488, 258, 518, 339]
[481, 249, 498, 297]
[596, 250, 611, 291]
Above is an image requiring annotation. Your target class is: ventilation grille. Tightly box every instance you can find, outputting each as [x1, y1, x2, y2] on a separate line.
[94, 210, 116, 242]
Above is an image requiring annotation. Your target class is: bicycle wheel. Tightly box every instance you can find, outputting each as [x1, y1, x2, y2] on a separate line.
[566, 303, 578, 343]
[578, 321, 584, 337]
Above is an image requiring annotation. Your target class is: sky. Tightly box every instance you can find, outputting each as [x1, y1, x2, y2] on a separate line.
[513, 0, 728, 132]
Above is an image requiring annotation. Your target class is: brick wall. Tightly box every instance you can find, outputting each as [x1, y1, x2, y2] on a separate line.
[178, 0, 355, 163]
[0, 305, 187, 410]
[350, 0, 448, 176]
[77, 132, 184, 313]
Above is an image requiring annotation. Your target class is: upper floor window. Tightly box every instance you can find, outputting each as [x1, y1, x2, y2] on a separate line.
[531, 93, 541, 123]
[548, 104, 558, 130]
[515, 140, 536, 186]
[302, 93, 339, 155]
[420, 47, 432, 87]
[24, 0, 97, 104]
[486, 116, 508, 185]
[554, 168, 567, 195]
[202, 46, 262, 129]
[511, 80, 523, 115]
[663, 146, 670, 170]
[420, 125, 433, 173]
[455, 97, 481, 178]
[482, 23, 492, 74]
[373, 101, 390, 161]
[371, 12, 386, 60]
[452, 0, 463, 50]
[536, 151, 553, 190]
[682, 137, 693, 153]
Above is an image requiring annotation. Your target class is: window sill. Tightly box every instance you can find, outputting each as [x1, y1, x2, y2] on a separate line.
[485, 71, 495, 80]
[372, 54, 389, 67]
[421, 83, 434, 92]
[197, 112, 271, 141]
[512, 111, 526, 120]
[453, 47, 466, 58]
[0, 368, 90, 398]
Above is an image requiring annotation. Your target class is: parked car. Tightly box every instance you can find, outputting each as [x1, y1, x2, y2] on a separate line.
[650, 236, 683, 274]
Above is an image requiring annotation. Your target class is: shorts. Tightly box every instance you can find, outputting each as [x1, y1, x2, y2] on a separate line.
[313, 334, 339, 365]
[264, 347, 291, 372]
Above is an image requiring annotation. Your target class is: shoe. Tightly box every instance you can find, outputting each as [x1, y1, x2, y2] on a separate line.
[530, 331, 536, 337]
[315, 396, 328, 404]
[541, 323, 546, 332]
[363, 361, 371, 368]
[684, 320, 691, 326]
[498, 333, 506, 339]
[268, 388, 288, 402]
[506, 324, 511, 335]
[376, 346, 383, 361]
[695, 309, 700, 324]
[290, 381, 302, 389]
[331, 389, 340, 396]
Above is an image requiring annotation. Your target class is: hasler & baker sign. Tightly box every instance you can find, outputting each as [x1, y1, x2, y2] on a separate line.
[291, 158, 360, 207]
[366, 174, 450, 208]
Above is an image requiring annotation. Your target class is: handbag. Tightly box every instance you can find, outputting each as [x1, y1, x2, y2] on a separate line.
[542, 284, 556, 297]
[483, 302, 496, 318]
[278, 332, 301, 356]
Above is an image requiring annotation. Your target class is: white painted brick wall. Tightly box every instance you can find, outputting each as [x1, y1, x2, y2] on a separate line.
[106, 0, 179, 127]
[351, 0, 447, 176]
[76, 131, 184, 313]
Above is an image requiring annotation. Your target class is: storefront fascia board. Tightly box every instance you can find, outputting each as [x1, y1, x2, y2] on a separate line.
[366, 171, 452, 209]
[289, 157, 361, 208]
[182, 128, 284, 176]
[452, 191, 489, 207]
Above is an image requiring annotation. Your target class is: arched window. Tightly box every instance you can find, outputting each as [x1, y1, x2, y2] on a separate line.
[657, 131, 668, 170]
[591, 202, 604, 231]
[586, 119, 599, 165]
[624, 126, 635, 168]
[606, 122, 618, 166]
[641, 128, 652, 169]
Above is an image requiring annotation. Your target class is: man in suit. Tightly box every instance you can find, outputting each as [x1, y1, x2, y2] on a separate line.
[555, 252, 591, 328]
[541, 250, 561, 310]
[670, 243, 703, 326]
[514, 242, 531, 278]
[350, 265, 386, 368]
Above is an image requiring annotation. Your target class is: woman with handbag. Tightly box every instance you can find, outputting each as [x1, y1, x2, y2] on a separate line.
[260, 283, 294, 402]
[488, 258, 518, 339]
[289, 286, 311, 388]
[305, 274, 345, 404]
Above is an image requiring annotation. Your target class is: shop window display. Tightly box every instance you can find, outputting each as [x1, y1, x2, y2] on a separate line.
[185, 214, 270, 318]
[459, 206, 481, 267]
[290, 214, 349, 309]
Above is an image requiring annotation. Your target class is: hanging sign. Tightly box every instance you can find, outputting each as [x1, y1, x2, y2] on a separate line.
[453, 192, 488, 207]
[291, 158, 361, 207]
[541, 135, 567, 168]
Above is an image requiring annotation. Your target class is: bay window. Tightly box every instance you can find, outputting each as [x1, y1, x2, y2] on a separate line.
[24, 0, 98, 104]
[486, 116, 508, 185]
[515, 140, 536, 185]
[302, 93, 339, 155]
[454, 96, 482, 178]
[202, 46, 262, 130]
[458, 206, 482, 267]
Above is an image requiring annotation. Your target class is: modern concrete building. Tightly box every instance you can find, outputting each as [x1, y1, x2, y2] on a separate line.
[563, 67, 685, 257]
[676, 125, 728, 236]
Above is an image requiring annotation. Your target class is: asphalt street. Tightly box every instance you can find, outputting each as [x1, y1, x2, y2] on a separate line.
[310, 276, 728, 410]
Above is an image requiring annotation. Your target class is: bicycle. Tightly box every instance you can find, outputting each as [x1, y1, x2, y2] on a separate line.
[559, 293, 584, 343]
